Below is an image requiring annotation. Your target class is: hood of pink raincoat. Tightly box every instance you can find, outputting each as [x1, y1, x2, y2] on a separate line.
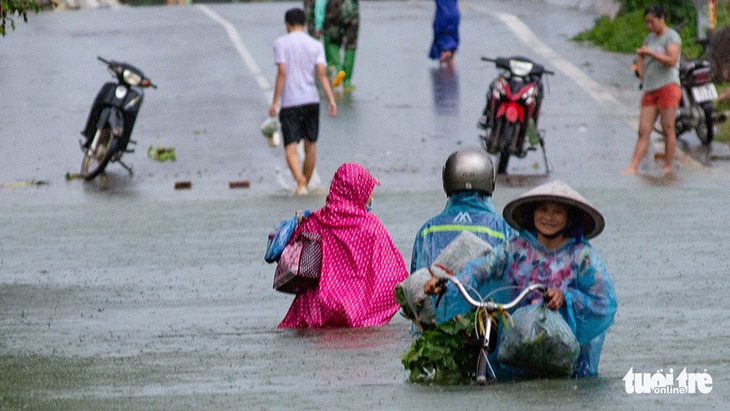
[317, 163, 380, 228]
[278, 163, 407, 328]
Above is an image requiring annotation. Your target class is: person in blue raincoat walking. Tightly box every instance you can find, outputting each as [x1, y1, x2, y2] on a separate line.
[410, 147, 514, 274]
[429, 0, 460, 67]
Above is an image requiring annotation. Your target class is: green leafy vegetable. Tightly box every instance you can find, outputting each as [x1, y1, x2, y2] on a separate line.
[147, 145, 176, 162]
[401, 310, 481, 385]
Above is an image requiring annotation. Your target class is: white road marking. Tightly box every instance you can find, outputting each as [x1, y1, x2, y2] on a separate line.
[197, 5, 272, 101]
[468, 5, 619, 105]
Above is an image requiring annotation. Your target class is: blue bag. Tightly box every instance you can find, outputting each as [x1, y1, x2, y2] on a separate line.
[264, 210, 311, 263]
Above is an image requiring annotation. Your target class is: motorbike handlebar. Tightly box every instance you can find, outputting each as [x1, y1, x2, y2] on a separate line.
[481, 56, 554, 76]
[98, 56, 157, 89]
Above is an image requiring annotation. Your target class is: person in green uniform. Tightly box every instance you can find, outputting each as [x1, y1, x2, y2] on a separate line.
[304, 0, 359, 91]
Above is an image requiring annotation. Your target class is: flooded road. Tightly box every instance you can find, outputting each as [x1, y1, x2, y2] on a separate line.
[3, 185, 728, 408]
[2, 0, 729, 409]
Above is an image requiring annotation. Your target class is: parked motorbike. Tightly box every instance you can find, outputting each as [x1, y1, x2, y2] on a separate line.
[79, 56, 156, 181]
[671, 59, 725, 145]
[478, 56, 554, 174]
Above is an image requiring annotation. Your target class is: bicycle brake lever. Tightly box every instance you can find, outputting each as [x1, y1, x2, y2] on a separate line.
[434, 278, 448, 308]
[435, 292, 444, 308]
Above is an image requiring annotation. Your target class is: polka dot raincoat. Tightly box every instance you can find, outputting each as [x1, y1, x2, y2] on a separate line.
[278, 163, 409, 328]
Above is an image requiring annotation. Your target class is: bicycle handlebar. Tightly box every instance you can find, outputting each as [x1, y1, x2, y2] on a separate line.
[436, 273, 547, 313]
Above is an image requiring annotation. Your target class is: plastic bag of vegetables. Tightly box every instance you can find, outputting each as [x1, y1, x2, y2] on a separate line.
[497, 302, 579, 377]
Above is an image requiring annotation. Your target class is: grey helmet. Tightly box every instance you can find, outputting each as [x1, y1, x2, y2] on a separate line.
[442, 147, 496, 196]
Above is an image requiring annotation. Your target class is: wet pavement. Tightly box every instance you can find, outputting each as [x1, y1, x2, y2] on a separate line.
[1, 0, 730, 409]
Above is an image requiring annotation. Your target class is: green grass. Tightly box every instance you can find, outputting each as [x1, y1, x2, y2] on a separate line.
[572, 9, 703, 58]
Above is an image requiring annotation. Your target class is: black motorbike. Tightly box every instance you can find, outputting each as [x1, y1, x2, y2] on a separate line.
[478, 56, 554, 174]
[79, 56, 156, 181]
[671, 59, 724, 146]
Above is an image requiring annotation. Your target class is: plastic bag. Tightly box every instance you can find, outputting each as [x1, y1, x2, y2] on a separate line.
[433, 231, 492, 275]
[497, 302, 580, 377]
[394, 268, 435, 325]
[260, 117, 281, 147]
[395, 231, 492, 328]
[264, 210, 311, 263]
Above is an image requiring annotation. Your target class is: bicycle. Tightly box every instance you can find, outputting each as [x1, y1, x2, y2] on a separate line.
[431, 267, 547, 385]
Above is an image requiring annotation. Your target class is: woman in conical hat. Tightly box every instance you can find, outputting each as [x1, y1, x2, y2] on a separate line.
[425, 180, 617, 377]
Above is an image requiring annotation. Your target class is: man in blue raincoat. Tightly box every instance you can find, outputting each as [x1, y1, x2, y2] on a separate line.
[411, 147, 514, 273]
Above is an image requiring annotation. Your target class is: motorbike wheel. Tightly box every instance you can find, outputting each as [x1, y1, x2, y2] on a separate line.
[479, 120, 500, 155]
[696, 102, 715, 146]
[80, 127, 117, 181]
[496, 122, 513, 174]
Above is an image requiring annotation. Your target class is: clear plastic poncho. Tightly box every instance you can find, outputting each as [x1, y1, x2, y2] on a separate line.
[433, 230, 617, 377]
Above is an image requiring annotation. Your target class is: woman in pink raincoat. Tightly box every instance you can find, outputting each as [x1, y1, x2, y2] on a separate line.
[278, 163, 409, 328]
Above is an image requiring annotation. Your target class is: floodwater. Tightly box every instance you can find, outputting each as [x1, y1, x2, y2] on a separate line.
[2, 179, 729, 409]
[2, 0, 730, 409]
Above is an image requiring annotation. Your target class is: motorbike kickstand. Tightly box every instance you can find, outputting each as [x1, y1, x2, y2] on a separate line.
[118, 160, 134, 176]
[539, 131, 550, 174]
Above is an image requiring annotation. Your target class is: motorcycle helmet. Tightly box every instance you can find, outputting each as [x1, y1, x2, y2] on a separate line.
[442, 147, 496, 197]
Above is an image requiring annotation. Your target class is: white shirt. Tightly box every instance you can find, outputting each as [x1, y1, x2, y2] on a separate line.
[273, 30, 326, 108]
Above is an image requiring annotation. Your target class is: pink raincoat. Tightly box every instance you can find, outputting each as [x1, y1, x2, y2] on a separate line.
[278, 163, 409, 328]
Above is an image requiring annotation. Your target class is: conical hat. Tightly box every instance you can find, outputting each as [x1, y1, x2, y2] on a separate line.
[502, 180, 605, 239]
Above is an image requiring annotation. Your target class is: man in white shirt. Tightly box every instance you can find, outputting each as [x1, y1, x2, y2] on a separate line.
[269, 8, 337, 195]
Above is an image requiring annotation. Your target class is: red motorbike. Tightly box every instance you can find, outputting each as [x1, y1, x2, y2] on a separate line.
[478, 56, 553, 174]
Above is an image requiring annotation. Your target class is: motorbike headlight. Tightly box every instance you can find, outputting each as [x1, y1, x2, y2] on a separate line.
[509, 60, 533, 77]
[123, 69, 142, 86]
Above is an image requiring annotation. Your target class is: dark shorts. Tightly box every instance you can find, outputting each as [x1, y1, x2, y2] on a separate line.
[279, 103, 320, 146]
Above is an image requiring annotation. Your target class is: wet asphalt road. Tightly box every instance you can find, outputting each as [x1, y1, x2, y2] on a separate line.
[1, 0, 730, 409]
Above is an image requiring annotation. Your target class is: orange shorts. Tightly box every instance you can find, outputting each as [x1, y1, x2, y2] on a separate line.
[641, 83, 681, 109]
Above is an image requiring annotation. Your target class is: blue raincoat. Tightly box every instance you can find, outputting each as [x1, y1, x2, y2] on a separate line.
[429, 0, 460, 60]
[410, 191, 515, 273]
[433, 230, 618, 377]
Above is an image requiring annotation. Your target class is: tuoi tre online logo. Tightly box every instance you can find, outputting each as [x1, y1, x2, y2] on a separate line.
[623, 367, 713, 394]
